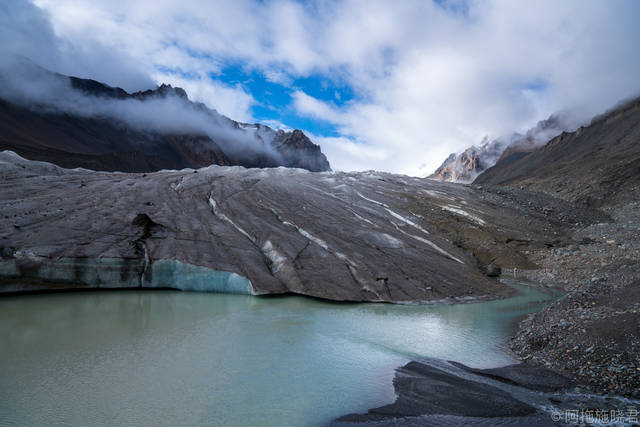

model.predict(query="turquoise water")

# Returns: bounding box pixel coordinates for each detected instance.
[0,282,557,427]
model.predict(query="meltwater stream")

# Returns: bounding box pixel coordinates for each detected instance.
[0,282,558,427]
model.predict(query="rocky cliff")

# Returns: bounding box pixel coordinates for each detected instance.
[430,115,570,183]
[429,139,505,183]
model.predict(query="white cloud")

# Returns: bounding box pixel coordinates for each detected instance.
[311,135,389,172]
[291,91,341,123]
[0,0,154,91]
[9,0,640,174]
[155,72,256,123]
[291,0,640,174]
[261,120,292,132]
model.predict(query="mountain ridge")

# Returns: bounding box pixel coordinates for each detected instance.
[430,114,573,183]
[474,95,640,206]
[0,60,331,173]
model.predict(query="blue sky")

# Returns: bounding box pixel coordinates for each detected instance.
[5,0,640,175]
[215,63,353,136]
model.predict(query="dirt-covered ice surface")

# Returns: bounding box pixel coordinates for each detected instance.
[4,151,595,303]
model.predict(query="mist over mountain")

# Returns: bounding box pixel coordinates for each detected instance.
[474,95,640,207]
[0,57,330,172]
[429,114,578,183]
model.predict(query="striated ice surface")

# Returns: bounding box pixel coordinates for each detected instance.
[1,150,536,302]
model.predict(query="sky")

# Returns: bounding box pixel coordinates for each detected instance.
[2,0,640,175]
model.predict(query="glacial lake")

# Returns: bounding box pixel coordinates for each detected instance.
[0,282,557,427]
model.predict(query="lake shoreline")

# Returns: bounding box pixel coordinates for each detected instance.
[0,282,560,426]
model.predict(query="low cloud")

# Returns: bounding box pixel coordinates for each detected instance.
[0,0,153,92]
[0,57,282,163]
[5,0,640,174]
[155,72,256,123]
[310,135,390,172]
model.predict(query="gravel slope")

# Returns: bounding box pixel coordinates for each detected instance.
[511,201,640,398]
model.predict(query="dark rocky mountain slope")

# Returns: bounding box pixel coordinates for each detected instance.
[474,96,640,206]
[461,96,640,398]
[0,61,330,173]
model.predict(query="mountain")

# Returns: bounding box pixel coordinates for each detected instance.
[430,115,571,183]
[474,96,640,206]
[429,137,506,183]
[0,59,330,173]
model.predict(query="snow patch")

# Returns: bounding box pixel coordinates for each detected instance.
[386,208,431,235]
[272,209,361,269]
[392,224,464,264]
[208,193,256,242]
[377,233,404,248]
[356,191,389,207]
[305,184,344,201]
[297,227,330,251]
[261,240,287,274]
[442,205,486,225]
[420,189,454,201]
[350,210,375,226]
